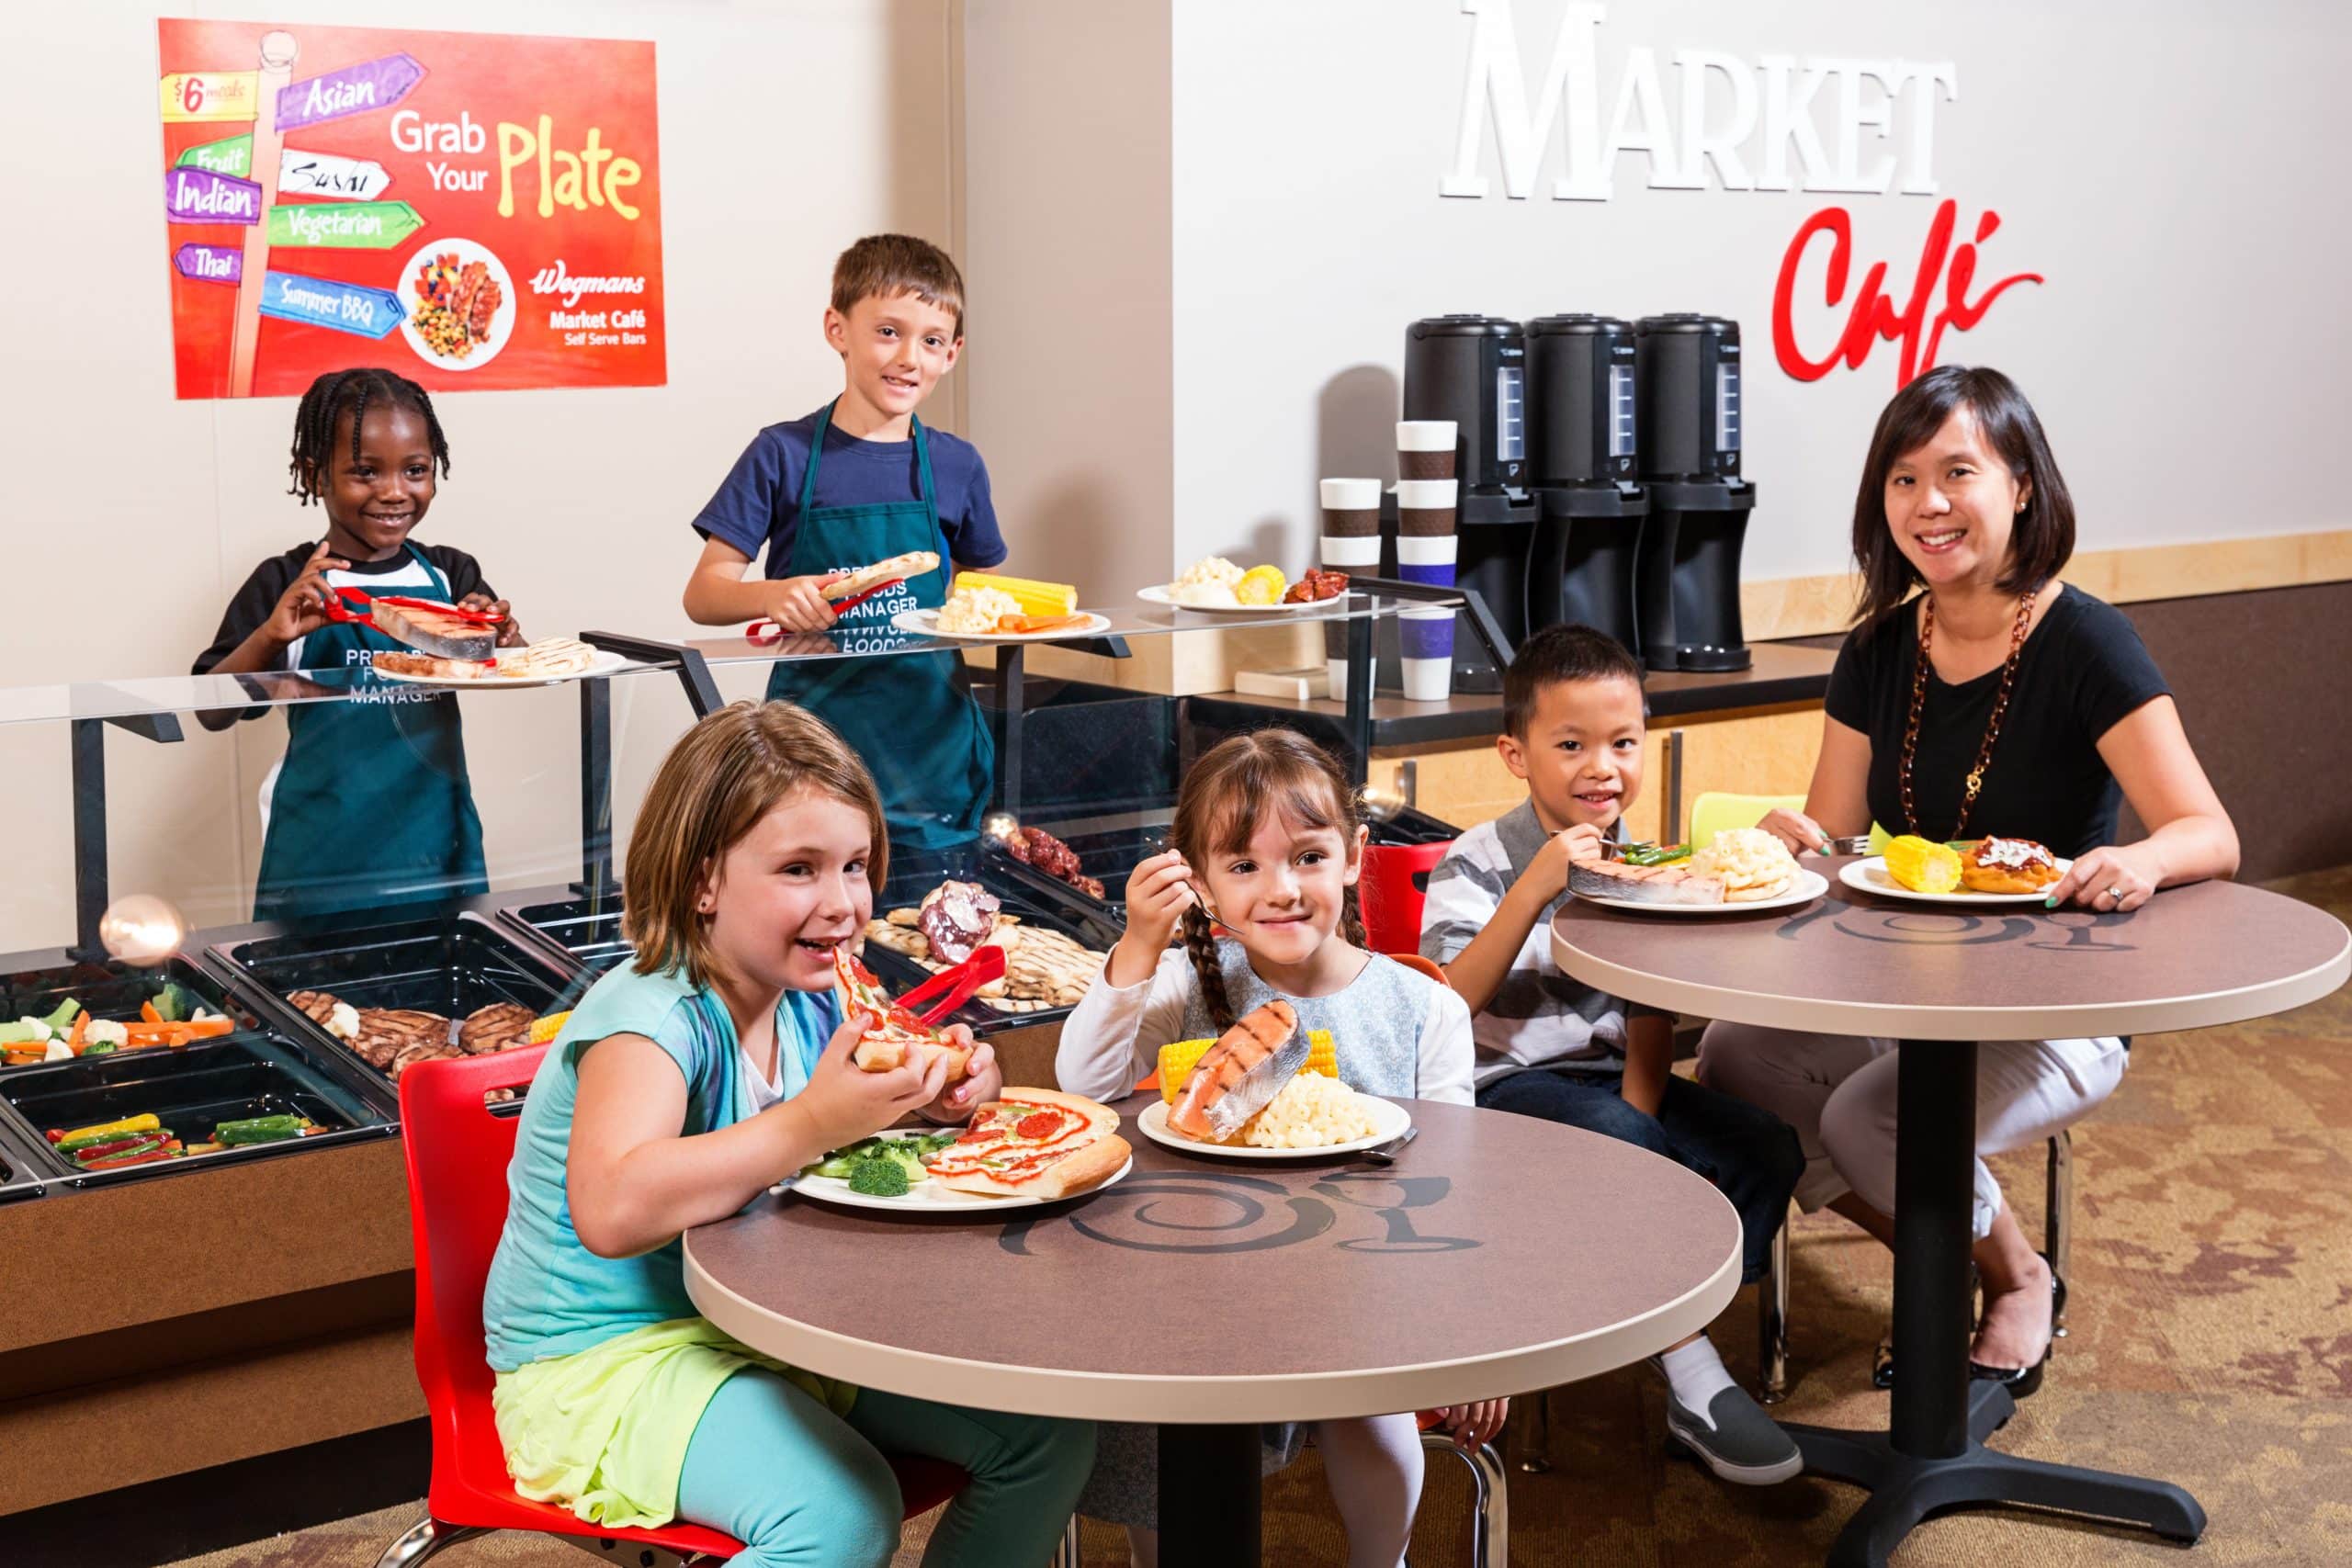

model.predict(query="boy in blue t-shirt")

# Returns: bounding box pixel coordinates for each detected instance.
[683,234,1007,852]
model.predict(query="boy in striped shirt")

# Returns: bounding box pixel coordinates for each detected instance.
[1419,624,1804,1485]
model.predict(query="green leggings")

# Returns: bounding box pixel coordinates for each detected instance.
[675,1367,1094,1568]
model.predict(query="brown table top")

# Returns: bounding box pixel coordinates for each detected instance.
[1551,859,2351,1041]
[684,1094,1740,1423]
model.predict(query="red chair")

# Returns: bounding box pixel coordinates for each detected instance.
[1359,840,1453,956]
[383,1047,965,1567]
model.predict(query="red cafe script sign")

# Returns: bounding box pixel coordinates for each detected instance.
[1772,198,2041,388]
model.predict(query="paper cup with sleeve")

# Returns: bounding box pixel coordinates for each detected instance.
[1394,478,1458,702]
[1319,478,1383,702]
[1396,421,1458,480]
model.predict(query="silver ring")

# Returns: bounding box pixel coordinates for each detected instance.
[2105,885,2127,899]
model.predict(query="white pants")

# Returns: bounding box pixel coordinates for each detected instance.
[1695,1024,2128,1241]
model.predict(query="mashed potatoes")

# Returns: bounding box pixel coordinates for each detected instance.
[1689,827,1800,901]
[1239,1074,1384,1149]
[1176,556,1244,590]
[937,585,1023,633]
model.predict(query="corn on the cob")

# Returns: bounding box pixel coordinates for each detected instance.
[954,572,1078,618]
[1884,835,1962,894]
[528,1010,572,1044]
[1158,1029,1336,1104]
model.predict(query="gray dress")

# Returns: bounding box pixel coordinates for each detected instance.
[1074,940,1442,1529]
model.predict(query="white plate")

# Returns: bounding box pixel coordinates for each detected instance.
[891,609,1112,642]
[370,648,632,690]
[398,236,517,371]
[1137,584,1349,615]
[784,1134,1135,1213]
[1134,1093,1409,1160]
[1838,855,2073,905]
[1572,866,1830,916]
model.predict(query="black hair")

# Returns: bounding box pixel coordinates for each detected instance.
[1503,624,1645,738]
[1849,364,2075,628]
[288,367,451,505]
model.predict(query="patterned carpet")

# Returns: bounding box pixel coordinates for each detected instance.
[168,868,2352,1568]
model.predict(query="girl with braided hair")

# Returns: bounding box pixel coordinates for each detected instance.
[1053,727,1480,1568]
[193,367,522,921]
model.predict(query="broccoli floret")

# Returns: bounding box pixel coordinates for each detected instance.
[846,1157,911,1198]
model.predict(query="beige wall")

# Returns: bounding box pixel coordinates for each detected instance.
[0,0,962,953]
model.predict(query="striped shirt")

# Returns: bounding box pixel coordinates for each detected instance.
[1419,800,1650,1085]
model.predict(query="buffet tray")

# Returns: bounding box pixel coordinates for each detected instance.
[497,887,630,980]
[207,910,585,1089]
[0,1033,395,1190]
[0,1108,52,1201]
[868,850,1125,1037]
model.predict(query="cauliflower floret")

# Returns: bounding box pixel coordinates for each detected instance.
[84,1019,130,1049]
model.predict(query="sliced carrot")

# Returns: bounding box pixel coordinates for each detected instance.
[68,1012,89,1051]
[141,999,161,1024]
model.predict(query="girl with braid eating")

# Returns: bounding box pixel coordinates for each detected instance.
[1054,728,1488,1568]
[194,367,523,922]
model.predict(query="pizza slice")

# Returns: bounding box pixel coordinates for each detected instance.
[924,1088,1131,1199]
[835,945,972,1081]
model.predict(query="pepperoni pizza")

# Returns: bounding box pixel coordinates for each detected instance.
[836,947,972,1081]
[925,1089,1131,1199]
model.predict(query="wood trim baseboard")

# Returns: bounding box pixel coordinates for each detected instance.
[1743,528,2352,641]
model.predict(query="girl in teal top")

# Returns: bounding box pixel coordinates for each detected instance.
[481,700,1092,1566]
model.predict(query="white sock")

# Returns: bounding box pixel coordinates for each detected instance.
[1660,1336,1737,1426]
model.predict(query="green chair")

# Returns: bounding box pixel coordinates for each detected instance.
[1686,790,1805,846]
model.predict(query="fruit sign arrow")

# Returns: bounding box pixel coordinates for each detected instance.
[175,133,254,178]
[256,270,405,339]
[267,200,424,248]
[175,244,242,285]
[165,166,262,224]
[275,52,425,131]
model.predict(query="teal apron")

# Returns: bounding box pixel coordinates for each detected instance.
[763,402,997,852]
[254,543,488,922]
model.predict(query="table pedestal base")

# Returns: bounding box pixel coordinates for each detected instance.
[1159,1423,1261,1565]
[1785,1382,2205,1567]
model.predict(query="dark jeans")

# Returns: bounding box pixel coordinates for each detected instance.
[1477,1067,1803,1283]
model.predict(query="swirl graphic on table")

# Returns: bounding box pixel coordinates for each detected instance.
[996,1169,1477,1257]
[1773,902,2135,953]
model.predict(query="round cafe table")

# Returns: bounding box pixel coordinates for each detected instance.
[685,1091,1740,1565]
[1553,861,2351,1567]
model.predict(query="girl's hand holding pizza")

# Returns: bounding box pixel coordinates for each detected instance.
[794,1013,950,1149]
[920,1030,999,1124]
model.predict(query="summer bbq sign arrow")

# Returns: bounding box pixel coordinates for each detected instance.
[256,270,404,339]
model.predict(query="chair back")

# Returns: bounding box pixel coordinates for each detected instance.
[1360,840,1453,955]
[1385,951,1450,987]
[1687,791,1804,848]
[399,1048,549,1509]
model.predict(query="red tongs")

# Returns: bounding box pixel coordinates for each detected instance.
[747,573,908,644]
[322,587,506,626]
[900,943,1008,1025]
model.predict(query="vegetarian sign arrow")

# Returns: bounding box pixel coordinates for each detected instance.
[175,243,242,285]
[256,270,404,339]
[278,149,392,200]
[266,200,424,248]
[275,52,426,131]
[164,166,262,224]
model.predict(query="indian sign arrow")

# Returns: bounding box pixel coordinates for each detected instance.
[267,200,424,248]
[164,166,262,224]
[256,270,405,339]
[276,52,426,131]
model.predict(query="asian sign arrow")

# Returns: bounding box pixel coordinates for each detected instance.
[275,52,426,131]
[256,270,405,339]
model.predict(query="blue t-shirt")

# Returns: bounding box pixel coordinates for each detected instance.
[482,962,840,1371]
[691,407,1008,577]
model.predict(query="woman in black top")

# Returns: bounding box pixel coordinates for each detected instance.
[1698,366,2237,1394]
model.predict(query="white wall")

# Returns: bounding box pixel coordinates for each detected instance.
[0,0,962,952]
[1162,0,2348,577]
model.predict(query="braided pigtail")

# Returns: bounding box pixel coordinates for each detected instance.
[1181,900,1236,1033]
[1339,885,1371,953]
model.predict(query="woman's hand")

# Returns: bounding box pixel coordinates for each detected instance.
[263,540,350,647]
[1108,850,1195,987]
[1757,807,1830,856]
[1430,1398,1510,1450]
[2044,842,2163,913]
[920,1032,998,1123]
[762,574,845,634]
[792,1015,950,1149]
[460,592,523,647]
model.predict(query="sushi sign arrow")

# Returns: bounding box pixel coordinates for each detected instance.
[275,52,426,131]
[175,139,395,202]
[266,200,424,248]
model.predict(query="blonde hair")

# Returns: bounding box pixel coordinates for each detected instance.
[831,233,966,336]
[624,702,887,987]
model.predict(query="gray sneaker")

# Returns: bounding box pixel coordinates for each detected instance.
[1657,1371,1804,1485]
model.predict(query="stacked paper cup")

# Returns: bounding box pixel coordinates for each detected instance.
[1318,478,1382,700]
[1394,422,1459,701]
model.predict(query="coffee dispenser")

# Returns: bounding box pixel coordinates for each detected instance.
[1632,313,1755,671]
[1526,314,1648,653]
[1399,315,1538,687]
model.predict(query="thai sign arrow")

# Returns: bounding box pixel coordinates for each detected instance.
[267,200,424,248]
[175,243,242,285]
[164,166,262,224]
[256,270,405,339]
[276,52,426,131]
